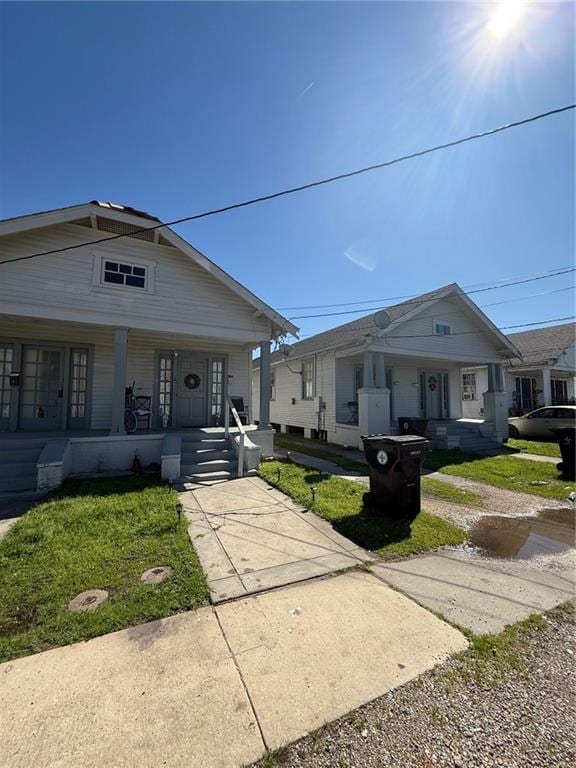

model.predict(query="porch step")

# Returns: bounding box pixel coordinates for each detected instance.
[0,439,44,493]
[181,447,233,462]
[178,432,238,483]
[181,459,234,474]
[180,469,236,483]
[425,421,503,454]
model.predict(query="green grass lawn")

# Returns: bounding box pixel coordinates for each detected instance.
[259,461,466,560]
[507,438,561,458]
[0,477,209,663]
[274,433,367,473]
[424,450,574,501]
[421,476,484,507]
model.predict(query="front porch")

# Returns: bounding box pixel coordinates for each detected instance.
[0,315,275,493]
[333,349,508,450]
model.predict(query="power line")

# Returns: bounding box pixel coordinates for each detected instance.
[278,315,574,350]
[287,268,576,320]
[277,265,574,310]
[291,286,575,337]
[1,103,574,267]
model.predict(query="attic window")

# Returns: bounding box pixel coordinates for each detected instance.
[434,322,452,336]
[103,260,147,289]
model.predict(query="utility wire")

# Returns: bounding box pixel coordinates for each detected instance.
[287,268,576,320]
[1,103,574,267]
[277,265,574,310]
[292,287,575,338]
[280,315,575,346]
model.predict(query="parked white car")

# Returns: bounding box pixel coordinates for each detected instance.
[508,405,576,440]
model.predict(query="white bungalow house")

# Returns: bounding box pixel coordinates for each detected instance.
[0,201,296,493]
[252,283,521,452]
[462,322,576,418]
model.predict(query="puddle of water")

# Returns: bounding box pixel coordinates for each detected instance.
[468,508,575,560]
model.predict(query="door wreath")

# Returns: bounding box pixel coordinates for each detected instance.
[184,373,201,390]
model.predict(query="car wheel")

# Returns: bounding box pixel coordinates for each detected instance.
[508,425,519,439]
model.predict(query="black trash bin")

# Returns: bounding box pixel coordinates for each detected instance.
[552,427,575,481]
[361,433,430,524]
[398,417,428,437]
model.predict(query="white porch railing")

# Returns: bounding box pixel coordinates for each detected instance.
[226,394,246,478]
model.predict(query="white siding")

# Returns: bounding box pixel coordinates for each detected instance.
[384,298,501,362]
[0,223,271,340]
[1,318,252,430]
[253,352,467,444]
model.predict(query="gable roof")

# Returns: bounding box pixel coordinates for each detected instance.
[506,322,575,369]
[254,282,519,368]
[0,201,298,337]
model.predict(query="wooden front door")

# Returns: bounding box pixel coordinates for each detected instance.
[176,354,208,427]
[19,345,65,431]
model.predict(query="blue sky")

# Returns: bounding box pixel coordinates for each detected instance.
[1,1,574,340]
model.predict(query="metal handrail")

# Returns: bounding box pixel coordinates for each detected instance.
[226,394,245,478]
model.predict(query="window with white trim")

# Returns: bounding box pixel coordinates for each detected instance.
[462,372,476,401]
[102,260,147,289]
[270,370,276,401]
[301,359,314,400]
[434,321,452,336]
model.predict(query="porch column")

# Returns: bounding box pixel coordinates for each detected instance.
[358,350,390,441]
[363,351,375,387]
[541,368,552,406]
[110,327,128,435]
[483,362,507,443]
[259,340,271,430]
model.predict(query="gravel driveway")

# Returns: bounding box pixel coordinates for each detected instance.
[256,606,575,768]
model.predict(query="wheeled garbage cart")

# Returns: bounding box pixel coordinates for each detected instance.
[361,434,430,525]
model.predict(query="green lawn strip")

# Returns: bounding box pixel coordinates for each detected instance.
[258,461,466,560]
[274,434,368,473]
[0,477,209,663]
[424,450,574,501]
[445,604,574,685]
[507,438,561,458]
[421,476,484,507]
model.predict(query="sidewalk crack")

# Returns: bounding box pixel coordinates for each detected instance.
[213,609,268,752]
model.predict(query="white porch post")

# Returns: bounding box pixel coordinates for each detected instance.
[259,340,271,430]
[541,367,552,406]
[483,362,507,442]
[358,350,390,443]
[110,327,128,435]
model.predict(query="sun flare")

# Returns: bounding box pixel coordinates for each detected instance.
[487,0,526,40]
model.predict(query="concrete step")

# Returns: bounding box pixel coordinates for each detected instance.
[0,439,46,450]
[181,448,233,461]
[181,470,235,483]
[181,459,234,474]
[0,473,37,493]
[0,448,43,463]
[0,462,38,479]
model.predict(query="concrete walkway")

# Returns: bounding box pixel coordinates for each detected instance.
[508,451,559,464]
[179,476,372,603]
[0,571,467,768]
[373,550,575,634]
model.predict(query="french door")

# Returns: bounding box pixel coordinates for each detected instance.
[19,346,65,431]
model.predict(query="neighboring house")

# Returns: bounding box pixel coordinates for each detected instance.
[462,323,576,418]
[252,283,520,452]
[0,201,296,492]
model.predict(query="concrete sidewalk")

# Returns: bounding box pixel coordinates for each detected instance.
[373,550,575,634]
[180,476,372,602]
[0,570,467,768]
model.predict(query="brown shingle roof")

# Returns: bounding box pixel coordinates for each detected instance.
[506,322,575,368]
